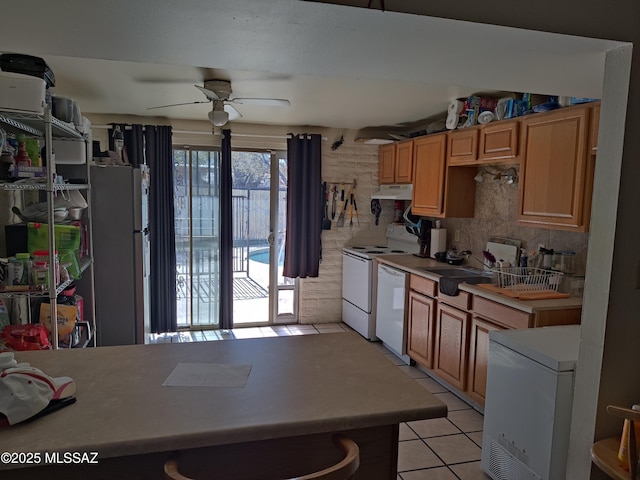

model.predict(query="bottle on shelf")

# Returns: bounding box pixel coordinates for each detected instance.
[14,134,31,167]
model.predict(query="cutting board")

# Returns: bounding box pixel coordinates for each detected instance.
[484,241,519,267]
[477,283,571,300]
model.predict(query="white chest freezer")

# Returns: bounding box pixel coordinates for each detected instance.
[481,325,580,480]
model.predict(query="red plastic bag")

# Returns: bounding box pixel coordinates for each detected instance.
[1,324,52,351]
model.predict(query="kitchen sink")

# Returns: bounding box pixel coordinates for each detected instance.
[418,267,492,278]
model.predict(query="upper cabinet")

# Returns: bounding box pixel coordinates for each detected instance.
[412,134,447,216]
[378,143,396,184]
[412,133,476,218]
[447,129,478,165]
[446,120,519,166]
[378,139,413,184]
[478,119,519,163]
[517,104,592,231]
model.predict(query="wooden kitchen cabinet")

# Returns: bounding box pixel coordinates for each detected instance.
[478,119,519,163]
[433,302,470,391]
[395,139,414,183]
[590,102,600,152]
[467,316,505,405]
[468,295,581,406]
[408,290,436,368]
[412,133,476,218]
[378,139,413,184]
[447,128,478,165]
[517,104,592,231]
[378,143,396,184]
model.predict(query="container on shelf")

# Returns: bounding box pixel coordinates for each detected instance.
[32,261,48,287]
[32,250,58,286]
[27,222,81,254]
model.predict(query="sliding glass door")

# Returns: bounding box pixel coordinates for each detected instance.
[174,147,296,329]
[174,147,221,328]
[232,150,297,326]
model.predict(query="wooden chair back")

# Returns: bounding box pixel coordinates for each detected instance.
[164,434,360,480]
[591,405,640,479]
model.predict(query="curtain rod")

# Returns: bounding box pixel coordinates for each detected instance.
[92,125,327,140]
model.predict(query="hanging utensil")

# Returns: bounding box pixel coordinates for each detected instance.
[337,188,346,227]
[353,196,360,225]
[330,185,338,222]
[349,192,354,230]
[322,182,331,230]
[371,199,382,226]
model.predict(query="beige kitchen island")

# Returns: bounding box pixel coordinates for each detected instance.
[0,332,446,479]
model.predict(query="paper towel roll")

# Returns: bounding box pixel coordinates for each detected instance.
[446,100,464,130]
[430,229,447,258]
[448,100,464,115]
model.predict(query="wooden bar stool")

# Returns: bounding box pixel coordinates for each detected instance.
[164,434,360,480]
[591,405,640,479]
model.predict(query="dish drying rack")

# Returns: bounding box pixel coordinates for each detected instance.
[491,267,564,295]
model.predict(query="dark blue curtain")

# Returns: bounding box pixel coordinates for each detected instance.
[219,129,233,329]
[146,125,177,333]
[283,134,322,278]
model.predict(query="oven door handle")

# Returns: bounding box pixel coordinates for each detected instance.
[342,252,370,263]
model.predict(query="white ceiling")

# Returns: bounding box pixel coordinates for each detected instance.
[0,0,621,131]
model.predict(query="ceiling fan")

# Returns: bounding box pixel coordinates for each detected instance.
[147,79,290,126]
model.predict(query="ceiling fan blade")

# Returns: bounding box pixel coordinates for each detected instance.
[195,84,221,101]
[147,100,211,110]
[229,98,290,107]
[224,103,242,120]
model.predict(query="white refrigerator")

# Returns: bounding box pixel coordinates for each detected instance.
[481,325,580,480]
[91,165,150,346]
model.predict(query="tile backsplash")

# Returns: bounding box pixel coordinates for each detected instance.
[440,165,589,275]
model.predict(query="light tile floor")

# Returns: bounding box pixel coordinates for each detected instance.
[149,323,490,480]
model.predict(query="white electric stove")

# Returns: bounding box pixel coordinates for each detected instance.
[342,225,420,340]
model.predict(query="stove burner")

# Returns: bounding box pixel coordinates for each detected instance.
[365,250,384,254]
[375,245,387,248]
[352,246,366,249]
[390,250,406,253]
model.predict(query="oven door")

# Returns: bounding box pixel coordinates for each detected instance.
[342,251,372,312]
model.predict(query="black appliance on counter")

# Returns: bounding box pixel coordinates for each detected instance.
[402,205,432,257]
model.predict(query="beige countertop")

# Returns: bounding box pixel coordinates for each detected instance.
[376,254,583,314]
[0,332,446,464]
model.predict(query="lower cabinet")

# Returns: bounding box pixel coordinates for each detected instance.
[433,302,470,391]
[407,290,436,368]
[467,316,505,405]
[402,271,582,408]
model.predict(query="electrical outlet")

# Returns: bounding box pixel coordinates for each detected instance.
[454,230,460,242]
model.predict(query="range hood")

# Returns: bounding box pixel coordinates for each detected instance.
[371,184,413,200]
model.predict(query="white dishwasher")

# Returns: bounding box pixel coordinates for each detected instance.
[375,264,410,364]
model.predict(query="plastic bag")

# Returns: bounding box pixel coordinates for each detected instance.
[1,324,51,351]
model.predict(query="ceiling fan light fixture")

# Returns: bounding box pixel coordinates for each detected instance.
[209,108,230,127]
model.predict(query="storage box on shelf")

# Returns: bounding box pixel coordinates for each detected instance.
[0,107,95,350]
